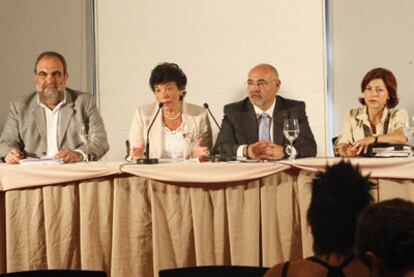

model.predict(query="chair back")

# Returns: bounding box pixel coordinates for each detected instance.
[0,270,106,277]
[332,135,339,156]
[125,139,130,160]
[159,266,268,277]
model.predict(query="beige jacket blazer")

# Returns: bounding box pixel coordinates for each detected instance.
[128,102,212,159]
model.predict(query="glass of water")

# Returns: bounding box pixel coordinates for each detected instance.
[283,119,300,160]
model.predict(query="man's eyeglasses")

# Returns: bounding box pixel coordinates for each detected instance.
[246,79,276,88]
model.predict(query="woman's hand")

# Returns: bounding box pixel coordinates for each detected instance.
[351,136,376,155]
[336,143,359,157]
[191,138,210,158]
[130,142,145,160]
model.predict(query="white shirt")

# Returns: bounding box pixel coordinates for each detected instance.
[161,124,185,159]
[38,95,66,157]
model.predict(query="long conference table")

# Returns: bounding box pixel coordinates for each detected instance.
[0,157,413,277]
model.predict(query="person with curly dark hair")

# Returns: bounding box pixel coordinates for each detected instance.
[355,198,414,277]
[265,161,374,277]
[335,67,408,157]
[128,62,212,160]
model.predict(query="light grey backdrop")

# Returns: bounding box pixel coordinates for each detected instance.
[0,0,94,132]
[329,0,414,142]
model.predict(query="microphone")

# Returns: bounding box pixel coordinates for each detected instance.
[137,102,164,164]
[203,103,236,162]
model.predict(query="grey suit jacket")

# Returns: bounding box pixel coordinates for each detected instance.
[0,88,109,161]
[215,96,317,158]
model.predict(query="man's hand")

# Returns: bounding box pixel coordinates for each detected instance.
[265,143,285,160]
[5,148,23,164]
[55,150,83,163]
[247,141,285,160]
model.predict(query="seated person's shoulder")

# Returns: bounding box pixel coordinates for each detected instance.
[67,88,93,100]
[347,107,364,118]
[265,260,324,277]
[224,98,250,113]
[12,92,38,108]
[265,259,368,277]
[389,107,408,117]
[184,102,208,116]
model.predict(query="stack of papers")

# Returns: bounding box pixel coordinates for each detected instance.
[19,157,64,165]
[371,145,411,157]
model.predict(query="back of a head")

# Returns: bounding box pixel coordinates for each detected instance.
[356,198,414,276]
[308,161,374,256]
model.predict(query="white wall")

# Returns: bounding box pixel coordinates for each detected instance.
[0,0,94,132]
[329,0,414,140]
[95,0,327,161]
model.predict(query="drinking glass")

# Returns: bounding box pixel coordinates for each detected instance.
[283,119,300,160]
[79,125,90,162]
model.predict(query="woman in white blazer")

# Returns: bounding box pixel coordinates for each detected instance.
[128,63,212,160]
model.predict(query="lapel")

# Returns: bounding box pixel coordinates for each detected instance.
[30,94,47,142]
[243,100,259,143]
[181,102,192,158]
[272,96,289,145]
[148,102,163,158]
[58,90,75,148]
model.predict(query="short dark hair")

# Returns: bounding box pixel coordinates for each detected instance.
[359,67,399,108]
[356,198,414,276]
[34,51,67,74]
[307,161,374,256]
[149,62,187,99]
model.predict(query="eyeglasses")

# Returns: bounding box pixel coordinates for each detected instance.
[246,79,276,88]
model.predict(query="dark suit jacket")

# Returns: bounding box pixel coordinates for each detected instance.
[0,88,109,161]
[215,96,317,158]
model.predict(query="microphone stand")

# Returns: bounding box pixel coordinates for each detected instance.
[204,103,236,162]
[137,102,164,164]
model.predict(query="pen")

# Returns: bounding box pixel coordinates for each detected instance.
[23,151,41,159]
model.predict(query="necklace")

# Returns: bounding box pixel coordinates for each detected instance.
[163,109,182,120]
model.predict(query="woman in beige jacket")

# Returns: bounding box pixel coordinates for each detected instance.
[335,67,408,157]
[128,63,212,160]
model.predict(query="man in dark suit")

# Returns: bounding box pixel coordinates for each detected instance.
[0,51,109,164]
[216,63,316,160]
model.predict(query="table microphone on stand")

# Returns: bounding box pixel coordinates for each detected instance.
[137,102,164,164]
[203,103,236,162]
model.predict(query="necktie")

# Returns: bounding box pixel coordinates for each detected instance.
[259,113,271,141]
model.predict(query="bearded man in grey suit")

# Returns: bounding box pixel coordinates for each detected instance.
[0,51,109,164]
[216,63,316,160]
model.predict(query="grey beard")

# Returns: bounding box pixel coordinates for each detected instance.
[249,95,265,108]
[38,89,64,107]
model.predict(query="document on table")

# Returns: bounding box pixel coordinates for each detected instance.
[19,157,64,165]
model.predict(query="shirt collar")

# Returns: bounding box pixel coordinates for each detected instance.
[356,105,390,123]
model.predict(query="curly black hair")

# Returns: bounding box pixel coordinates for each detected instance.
[307,160,375,256]
[149,62,187,100]
[356,198,414,276]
